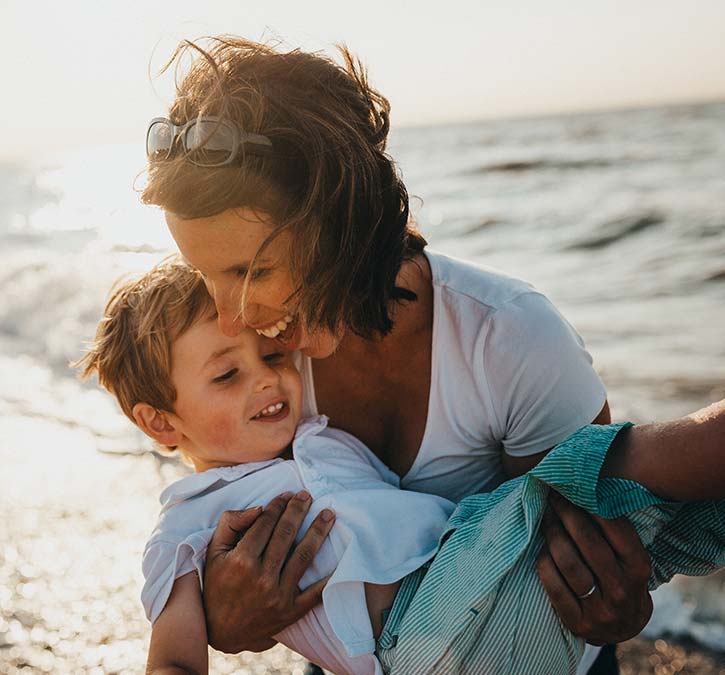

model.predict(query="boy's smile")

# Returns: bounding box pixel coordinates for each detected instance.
[166,312,302,472]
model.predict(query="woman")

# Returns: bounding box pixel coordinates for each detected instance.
[142,36,652,673]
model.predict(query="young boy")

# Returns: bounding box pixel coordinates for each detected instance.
[80,257,725,675]
[78,256,454,675]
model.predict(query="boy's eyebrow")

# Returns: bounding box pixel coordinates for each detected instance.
[202,345,239,371]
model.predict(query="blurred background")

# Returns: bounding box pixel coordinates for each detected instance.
[1,1,724,673]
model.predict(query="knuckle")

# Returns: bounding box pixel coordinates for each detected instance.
[608,584,628,607]
[256,572,277,595]
[577,529,602,552]
[219,510,237,526]
[257,509,281,528]
[294,545,315,567]
[276,521,297,540]
[557,557,581,581]
[231,554,255,578]
[598,607,616,626]
[285,498,310,517]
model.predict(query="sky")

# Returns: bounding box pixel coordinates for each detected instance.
[2,0,725,160]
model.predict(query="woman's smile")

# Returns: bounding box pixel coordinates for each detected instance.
[166,209,343,357]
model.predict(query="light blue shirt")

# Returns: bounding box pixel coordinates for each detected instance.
[141,416,454,675]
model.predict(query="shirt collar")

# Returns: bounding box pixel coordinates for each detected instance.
[159,415,330,508]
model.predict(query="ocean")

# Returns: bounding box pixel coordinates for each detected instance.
[1,100,724,673]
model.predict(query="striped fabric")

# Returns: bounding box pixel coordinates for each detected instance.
[376,423,725,675]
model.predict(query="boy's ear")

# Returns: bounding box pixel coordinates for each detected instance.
[132,403,184,446]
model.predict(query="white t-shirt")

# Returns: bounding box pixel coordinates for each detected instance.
[297,249,608,673]
[141,416,454,675]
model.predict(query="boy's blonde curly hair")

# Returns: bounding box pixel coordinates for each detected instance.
[76,256,214,453]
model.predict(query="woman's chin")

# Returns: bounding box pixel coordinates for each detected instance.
[284,326,341,359]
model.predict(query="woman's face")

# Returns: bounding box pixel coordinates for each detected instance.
[166,208,343,358]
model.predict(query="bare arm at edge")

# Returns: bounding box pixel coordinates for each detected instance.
[602,398,725,501]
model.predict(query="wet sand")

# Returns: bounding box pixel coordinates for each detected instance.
[2,409,724,674]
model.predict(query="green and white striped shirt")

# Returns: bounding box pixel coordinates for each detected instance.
[377,423,725,675]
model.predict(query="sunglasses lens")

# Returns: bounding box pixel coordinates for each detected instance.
[183,120,236,166]
[146,120,174,160]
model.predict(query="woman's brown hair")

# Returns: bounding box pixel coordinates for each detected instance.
[142,36,426,338]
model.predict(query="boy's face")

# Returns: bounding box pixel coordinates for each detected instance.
[168,313,302,471]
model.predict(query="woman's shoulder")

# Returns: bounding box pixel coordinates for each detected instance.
[423,249,537,311]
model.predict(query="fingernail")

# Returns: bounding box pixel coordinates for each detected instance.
[320,509,335,522]
[295,490,311,501]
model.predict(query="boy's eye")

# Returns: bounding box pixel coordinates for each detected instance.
[263,352,284,363]
[213,368,238,383]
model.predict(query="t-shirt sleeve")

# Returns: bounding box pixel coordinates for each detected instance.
[483,291,607,457]
[141,530,213,624]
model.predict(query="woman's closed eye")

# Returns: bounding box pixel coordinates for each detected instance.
[263,351,284,363]
[213,368,238,384]
[234,266,270,280]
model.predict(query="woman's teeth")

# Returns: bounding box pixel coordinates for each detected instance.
[256,315,294,339]
[253,402,285,419]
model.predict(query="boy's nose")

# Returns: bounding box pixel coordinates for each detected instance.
[253,363,280,392]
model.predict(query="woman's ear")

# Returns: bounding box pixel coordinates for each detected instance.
[132,403,184,447]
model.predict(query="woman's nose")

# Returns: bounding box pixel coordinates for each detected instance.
[217,306,245,337]
[208,282,245,337]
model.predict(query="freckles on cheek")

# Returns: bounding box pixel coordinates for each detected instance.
[205,417,240,449]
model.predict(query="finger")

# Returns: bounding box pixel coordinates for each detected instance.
[207,507,264,558]
[536,548,584,629]
[261,490,314,575]
[236,492,295,558]
[549,493,621,588]
[542,508,597,597]
[281,508,335,589]
[292,574,332,617]
[591,514,652,582]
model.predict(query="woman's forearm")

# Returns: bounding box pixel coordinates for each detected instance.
[601,399,725,501]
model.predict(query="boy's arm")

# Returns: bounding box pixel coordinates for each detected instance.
[602,399,725,501]
[146,572,209,675]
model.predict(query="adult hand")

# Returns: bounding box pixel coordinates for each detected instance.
[536,491,653,645]
[203,491,335,653]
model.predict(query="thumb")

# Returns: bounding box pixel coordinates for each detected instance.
[207,507,263,557]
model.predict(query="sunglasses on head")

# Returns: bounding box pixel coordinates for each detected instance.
[146,116,273,167]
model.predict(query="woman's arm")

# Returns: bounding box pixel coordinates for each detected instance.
[146,572,208,675]
[602,399,725,501]
[202,493,335,653]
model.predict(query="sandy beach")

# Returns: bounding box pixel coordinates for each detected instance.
[2,404,724,674]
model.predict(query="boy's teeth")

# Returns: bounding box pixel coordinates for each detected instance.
[254,402,285,419]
